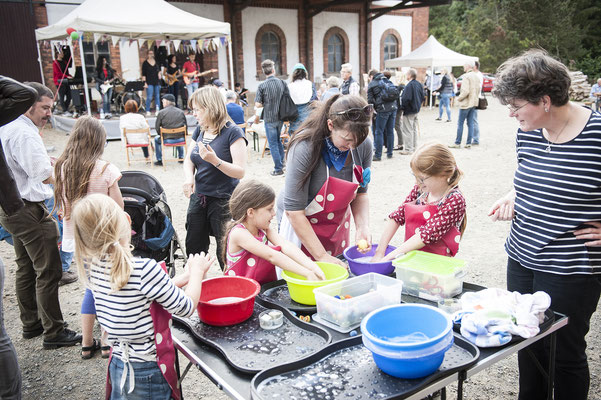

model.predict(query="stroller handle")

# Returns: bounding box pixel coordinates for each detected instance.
[120,186,160,205]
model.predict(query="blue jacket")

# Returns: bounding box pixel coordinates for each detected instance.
[400,79,424,115]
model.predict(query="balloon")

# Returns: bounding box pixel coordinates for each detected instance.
[66,27,75,35]
[70,31,79,41]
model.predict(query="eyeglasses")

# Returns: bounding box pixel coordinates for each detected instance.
[506,102,529,114]
[411,172,431,184]
[332,104,374,121]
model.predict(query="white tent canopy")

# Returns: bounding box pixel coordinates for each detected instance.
[35,0,230,40]
[384,35,478,69]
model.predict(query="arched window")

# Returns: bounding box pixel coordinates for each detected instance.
[260,31,281,75]
[327,34,343,73]
[383,35,398,61]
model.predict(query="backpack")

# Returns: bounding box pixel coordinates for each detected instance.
[379,79,400,103]
[278,79,298,122]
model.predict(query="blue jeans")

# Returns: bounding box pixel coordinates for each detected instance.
[455,107,476,145]
[438,93,452,120]
[472,109,479,144]
[154,136,184,161]
[507,258,601,400]
[185,82,198,102]
[264,120,285,172]
[108,358,171,400]
[289,103,311,135]
[374,111,395,158]
[145,85,161,113]
[96,83,113,114]
[44,196,73,272]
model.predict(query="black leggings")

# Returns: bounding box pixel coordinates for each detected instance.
[507,258,601,400]
[185,194,230,270]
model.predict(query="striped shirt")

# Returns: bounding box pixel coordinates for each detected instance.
[255,76,284,123]
[506,110,601,275]
[89,257,194,362]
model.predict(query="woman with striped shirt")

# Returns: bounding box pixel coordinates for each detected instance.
[489,49,601,400]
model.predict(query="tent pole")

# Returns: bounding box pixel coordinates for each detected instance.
[36,41,46,86]
[429,61,434,109]
[227,36,234,90]
[78,35,92,116]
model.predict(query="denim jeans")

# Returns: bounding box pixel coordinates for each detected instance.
[455,107,476,145]
[289,103,311,135]
[374,111,395,158]
[44,196,73,272]
[154,137,184,161]
[145,85,161,113]
[185,82,198,102]
[472,109,480,144]
[96,83,113,114]
[108,357,171,400]
[507,258,601,400]
[438,93,452,120]
[264,120,285,172]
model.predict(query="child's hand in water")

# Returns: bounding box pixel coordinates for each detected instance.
[305,271,324,281]
[188,252,216,280]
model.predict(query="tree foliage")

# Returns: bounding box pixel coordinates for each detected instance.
[430,0,601,81]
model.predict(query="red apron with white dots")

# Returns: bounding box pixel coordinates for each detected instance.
[224,226,280,284]
[105,262,180,400]
[404,202,460,257]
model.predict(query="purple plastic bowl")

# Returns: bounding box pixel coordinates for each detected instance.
[343,244,397,276]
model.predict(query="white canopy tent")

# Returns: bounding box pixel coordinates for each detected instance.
[385,35,479,107]
[35,0,232,115]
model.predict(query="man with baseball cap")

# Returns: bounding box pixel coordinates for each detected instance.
[154,93,187,165]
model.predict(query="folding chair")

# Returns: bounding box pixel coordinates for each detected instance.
[123,127,153,167]
[262,121,290,158]
[159,126,187,170]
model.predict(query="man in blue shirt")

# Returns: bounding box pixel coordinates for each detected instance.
[225,90,245,127]
[589,78,601,112]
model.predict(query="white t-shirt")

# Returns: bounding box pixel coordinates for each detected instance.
[119,113,150,146]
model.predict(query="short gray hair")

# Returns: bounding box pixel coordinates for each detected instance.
[261,59,275,75]
[225,90,237,101]
[407,68,417,79]
[340,63,352,73]
[326,76,340,88]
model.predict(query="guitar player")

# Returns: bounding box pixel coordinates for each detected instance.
[163,54,182,108]
[182,52,217,103]
[95,56,115,119]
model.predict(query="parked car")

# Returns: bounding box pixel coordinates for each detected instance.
[456,74,495,93]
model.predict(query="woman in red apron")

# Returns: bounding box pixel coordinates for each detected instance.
[278,95,373,266]
[70,194,216,400]
[373,143,467,262]
[223,180,325,284]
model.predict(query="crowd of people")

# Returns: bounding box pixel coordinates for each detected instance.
[1,48,600,400]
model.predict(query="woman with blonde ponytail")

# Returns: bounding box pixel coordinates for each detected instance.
[53,115,123,359]
[373,142,467,261]
[73,194,214,400]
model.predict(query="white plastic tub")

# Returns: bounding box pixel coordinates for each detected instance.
[314,273,402,329]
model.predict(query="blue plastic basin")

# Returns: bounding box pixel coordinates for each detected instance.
[361,304,453,378]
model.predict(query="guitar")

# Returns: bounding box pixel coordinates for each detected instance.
[183,68,218,85]
[99,68,129,94]
[165,71,182,86]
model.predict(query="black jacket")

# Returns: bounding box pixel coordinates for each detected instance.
[0,76,36,215]
[367,73,398,113]
[400,79,424,115]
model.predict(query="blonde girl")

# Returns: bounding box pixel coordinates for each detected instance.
[53,115,123,359]
[73,194,214,399]
[373,142,466,262]
[223,180,325,284]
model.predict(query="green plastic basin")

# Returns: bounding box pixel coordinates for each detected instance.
[281,262,349,305]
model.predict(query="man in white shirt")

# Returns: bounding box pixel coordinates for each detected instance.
[340,63,360,96]
[0,82,81,349]
[472,60,484,145]
[589,78,601,112]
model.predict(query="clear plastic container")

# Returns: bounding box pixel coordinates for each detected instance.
[259,309,283,330]
[392,251,466,301]
[314,273,403,329]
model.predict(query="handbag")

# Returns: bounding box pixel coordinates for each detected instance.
[477,94,488,110]
[278,79,298,122]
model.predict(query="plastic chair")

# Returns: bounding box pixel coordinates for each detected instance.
[159,126,187,169]
[123,127,153,167]
[262,122,290,158]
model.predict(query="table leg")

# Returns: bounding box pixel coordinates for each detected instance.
[547,332,557,400]
[175,348,184,400]
[457,370,466,400]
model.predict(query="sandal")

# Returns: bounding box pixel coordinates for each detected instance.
[81,338,100,360]
[101,345,111,359]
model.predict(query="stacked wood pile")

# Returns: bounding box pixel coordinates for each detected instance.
[569,71,592,101]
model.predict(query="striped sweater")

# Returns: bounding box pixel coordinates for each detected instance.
[89,257,194,362]
[506,110,601,275]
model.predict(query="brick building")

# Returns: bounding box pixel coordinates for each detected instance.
[2,0,436,95]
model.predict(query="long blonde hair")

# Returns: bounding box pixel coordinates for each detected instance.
[188,85,232,133]
[410,142,467,234]
[54,116,107,218]
[72,193,133,291]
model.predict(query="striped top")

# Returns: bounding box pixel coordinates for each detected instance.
[89,257,194,362]
[506,110,601,275]
[255,76,284,123]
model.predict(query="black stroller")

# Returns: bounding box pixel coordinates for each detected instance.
[118,170,186,277]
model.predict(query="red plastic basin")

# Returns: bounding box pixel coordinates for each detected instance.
[197,276,261,326]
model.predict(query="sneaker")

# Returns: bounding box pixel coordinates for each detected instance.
[446,119,452,122]
[105,113,112,120]
[154,160,163,166]
[472,142,480,146]
[178,160,184,164]
[146,111,151,117]
[394,145,404,151]
[387,154,393,159]
[399,150,412,155]
[59,270,78,286]
[465,144,472,149]
[270,170,284,176]
[43,328,82,350]
[372,157,382,162]
[23,326,44,339]
[448,144,461,149]
[435,117,442,121]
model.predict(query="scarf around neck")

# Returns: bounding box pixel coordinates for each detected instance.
[322,137,349,171]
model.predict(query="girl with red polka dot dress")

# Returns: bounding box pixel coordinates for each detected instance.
[223,180,326,284]
[372,142,466,262]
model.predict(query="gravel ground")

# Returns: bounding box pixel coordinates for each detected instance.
[1,97,600,399]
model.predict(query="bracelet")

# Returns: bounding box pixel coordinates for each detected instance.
[214,160,223,168]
